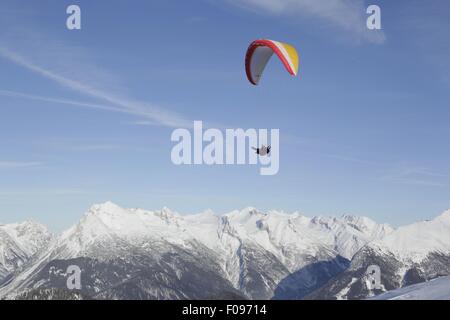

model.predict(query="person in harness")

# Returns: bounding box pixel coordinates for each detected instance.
[252,145,271,156]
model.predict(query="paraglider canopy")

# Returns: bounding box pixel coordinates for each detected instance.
[245,39,299,85]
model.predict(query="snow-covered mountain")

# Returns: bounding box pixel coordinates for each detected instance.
[371,210,450,262]
[0,202,393,300]
[371,276,450,300]
[308,210,450,300]
[0,221,52,283]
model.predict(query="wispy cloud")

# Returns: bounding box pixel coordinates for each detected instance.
[68,143,150,153]
[0,43,192,128]
[0,90,133,115]
[0,188,86,197]
[0,161,42,168]
[125,120,159,127]
[380,166,448,187]
[223,0,385,44]
[324,153,381,166]
[70,145,124,152]
[329,154,448,187]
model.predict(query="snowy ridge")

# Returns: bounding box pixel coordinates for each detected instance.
[0,202,394,299]
[368,210,450,263]
[307,215,393,260]
[54,202,393,266]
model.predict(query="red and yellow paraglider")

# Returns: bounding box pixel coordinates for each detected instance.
[245,39,299,85]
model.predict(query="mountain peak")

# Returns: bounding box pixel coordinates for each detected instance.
[369,209,450,262]
[224,207,265,224]
[84,202,134,222]
[435,209,450,222]
[200,209,215,216]
[0,219,53,265]
[161,206,175,215]
[89,201,123,213]
[155,207,179,223]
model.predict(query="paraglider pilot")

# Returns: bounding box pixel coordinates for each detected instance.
[252,145,271,156]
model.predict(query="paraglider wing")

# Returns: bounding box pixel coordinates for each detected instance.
[245,39,299,85]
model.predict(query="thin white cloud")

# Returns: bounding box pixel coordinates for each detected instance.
[125,120,159,127]
[0,89,132,115]
[71,145,123,152]
[224,0,385,44]
[0,161,42,168]
[0,188,86,196]
[380,166,447,187]
[324,153,380,166]
[0,46,192,128]
[307,146,448,187]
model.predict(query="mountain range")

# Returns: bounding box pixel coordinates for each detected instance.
[1,202,449,300]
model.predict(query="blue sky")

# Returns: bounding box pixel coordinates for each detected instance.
[0,0,449,231]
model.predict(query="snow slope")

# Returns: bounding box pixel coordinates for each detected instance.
[372,276,450,300]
